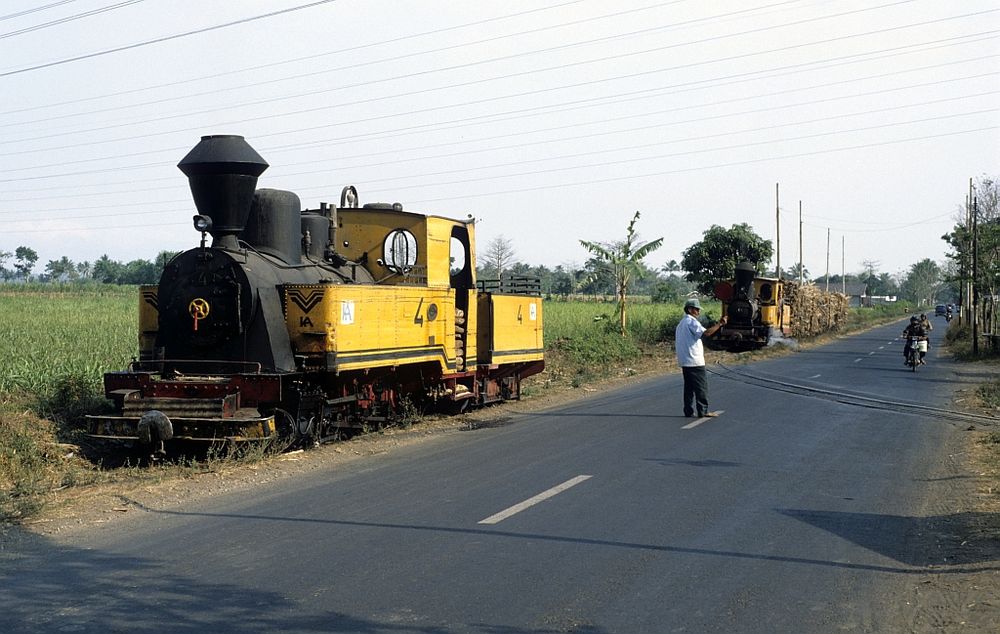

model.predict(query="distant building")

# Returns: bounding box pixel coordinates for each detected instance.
[842,282,869,307]
[868,295,899,306]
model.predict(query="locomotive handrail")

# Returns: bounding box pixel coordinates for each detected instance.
[129,359,265,374]
[477,276,542,296]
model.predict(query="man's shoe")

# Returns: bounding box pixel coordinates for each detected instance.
[701,411,720,418]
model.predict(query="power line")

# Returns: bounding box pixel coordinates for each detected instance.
[392,126,1000,205]
[3,125,995,234]
[802,212,956,233]
[7,84,993,208]
[0,0,145,40]
[259,83,999,181]
[0,1,80,22]
[330,98,1000,186]
[3,17,995,157]
[257,31,999,150]
[310,109,1000,193]
[3,221,185,234]
[0,0,340,77]
[0,56,998,195]
[2,112,994,221]
[0,207,186,222]
[2,48,995,185]
[0,0,679,124]
[0,0,594,115]
[2,0,942,144]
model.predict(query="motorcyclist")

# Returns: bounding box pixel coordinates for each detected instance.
[919,313,933,350]
[903,316,928,365]
[946,306,953,322]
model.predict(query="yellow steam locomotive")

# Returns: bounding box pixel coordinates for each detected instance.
[87,135,544,453]
[712,262,791,351]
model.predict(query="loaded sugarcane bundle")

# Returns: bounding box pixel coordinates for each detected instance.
[784,282,849,338]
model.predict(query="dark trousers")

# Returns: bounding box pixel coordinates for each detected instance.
[682,366,709,417]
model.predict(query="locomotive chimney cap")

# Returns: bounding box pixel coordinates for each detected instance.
[177,135,268,177]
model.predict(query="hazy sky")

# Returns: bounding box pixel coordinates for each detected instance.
[2,0,998,280]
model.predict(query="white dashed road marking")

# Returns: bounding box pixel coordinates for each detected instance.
[809,374,821,379]
[854,358,862,363]
[682,410,726,429]
[478,475,592,525]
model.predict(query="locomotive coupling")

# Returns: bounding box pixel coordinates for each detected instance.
[137,410,174,445]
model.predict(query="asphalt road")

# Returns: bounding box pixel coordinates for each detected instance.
[1,314,992,633]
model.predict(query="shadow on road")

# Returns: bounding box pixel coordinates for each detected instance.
[71,502,1000,577]
[779,508,1000,567]
[0,530,599,634]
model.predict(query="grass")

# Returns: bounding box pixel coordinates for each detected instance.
[541,299,717,386]
[0,285,136,397]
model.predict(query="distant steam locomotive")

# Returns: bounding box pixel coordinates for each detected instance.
[87,135,544,454]
[711,261,790,351]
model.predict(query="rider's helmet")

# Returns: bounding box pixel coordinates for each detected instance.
[910,316,919,323]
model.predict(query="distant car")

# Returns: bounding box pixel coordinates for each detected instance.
[935,304,947,316]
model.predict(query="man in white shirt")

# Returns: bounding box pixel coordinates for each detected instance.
[675,298,727,418]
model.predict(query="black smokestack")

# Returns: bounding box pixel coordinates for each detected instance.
[178,135,268,250]
[734,261,756,295]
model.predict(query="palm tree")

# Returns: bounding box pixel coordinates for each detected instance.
[580,211,663,336]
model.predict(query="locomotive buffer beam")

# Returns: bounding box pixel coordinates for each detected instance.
[86,392,277,444]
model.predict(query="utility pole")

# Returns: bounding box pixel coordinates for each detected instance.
[798,201,803,285]
[968,177,974,325]
[960,193,968,326]
[775,183,780,279]
[841,235,846,295]
[973,195,979,355]
[825,228,830,293]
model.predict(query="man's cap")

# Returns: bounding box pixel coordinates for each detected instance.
[684,298,702,310]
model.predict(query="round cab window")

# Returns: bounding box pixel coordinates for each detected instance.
[383,229,417,273]
[450,236,466,276]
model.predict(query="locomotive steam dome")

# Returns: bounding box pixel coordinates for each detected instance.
[178,135,269,249]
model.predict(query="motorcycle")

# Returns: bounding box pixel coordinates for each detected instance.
[946,311,953,323]
[906,336,927,371]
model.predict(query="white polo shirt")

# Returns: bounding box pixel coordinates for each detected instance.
[675,313,706,367]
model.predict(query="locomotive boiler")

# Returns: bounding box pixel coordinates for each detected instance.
[86,135,544,453]
[711,261,789,351]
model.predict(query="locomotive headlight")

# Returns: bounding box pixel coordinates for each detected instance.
[193,215,213,233]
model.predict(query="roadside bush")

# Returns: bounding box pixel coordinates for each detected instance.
[978,380,1000,411]
[35,373,110,431]
[0,411,62,522]
[945,322,981,359]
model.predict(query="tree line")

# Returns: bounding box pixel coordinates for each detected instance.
[0,248,178,285]
[942,174,1000,334]
[481,223,950,307]
[2,199,969,310]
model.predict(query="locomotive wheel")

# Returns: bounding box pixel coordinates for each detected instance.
[441,398,471,415]
[274,408,311,450]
